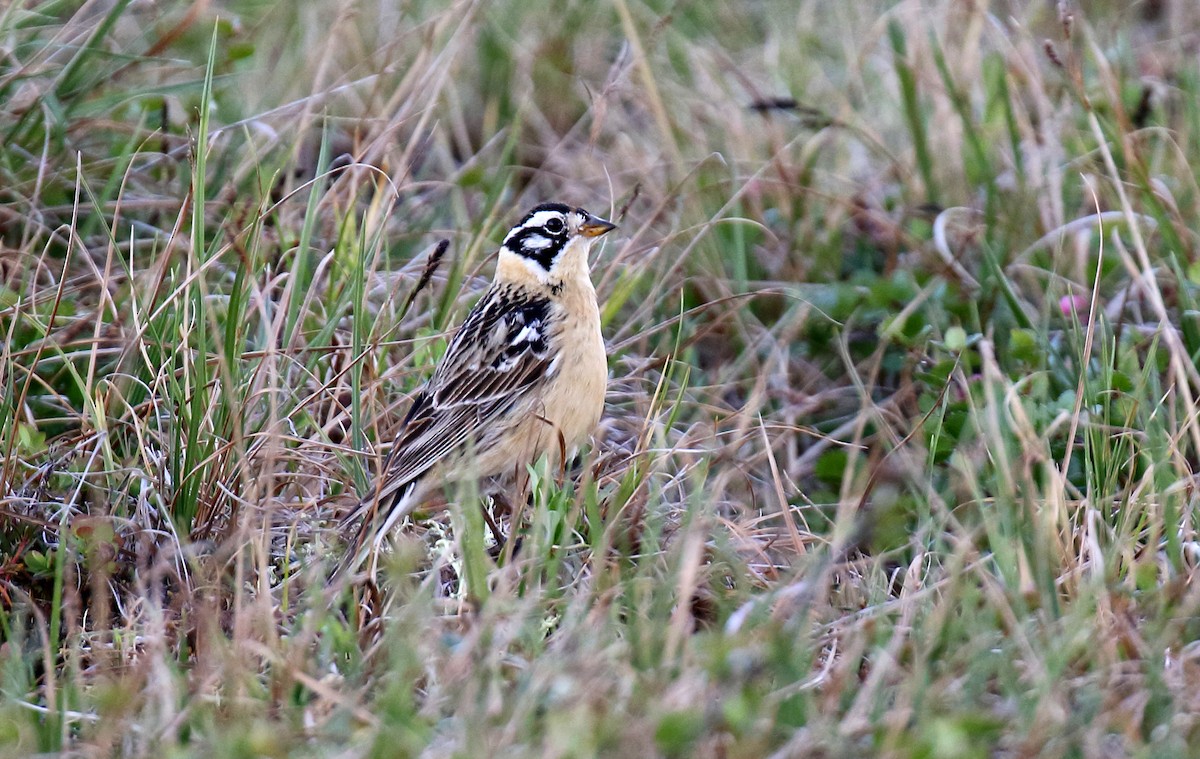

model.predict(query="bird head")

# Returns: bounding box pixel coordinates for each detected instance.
[498,203,616,285]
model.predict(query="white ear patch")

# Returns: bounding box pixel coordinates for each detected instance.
[524,235,552,250]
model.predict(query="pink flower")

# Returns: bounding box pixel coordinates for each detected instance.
[1059,294,1089,318]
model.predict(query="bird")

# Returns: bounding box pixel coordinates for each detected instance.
[337,202,617,578]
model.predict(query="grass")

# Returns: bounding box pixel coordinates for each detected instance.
[3,0,1200,756]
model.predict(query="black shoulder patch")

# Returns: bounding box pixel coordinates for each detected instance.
[491,294,551,369]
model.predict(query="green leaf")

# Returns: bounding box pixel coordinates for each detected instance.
[814,449,848,486]
[23,550,53,576]
[15,423,46,455]
[655,710,705,756]
[1008,328,1039,363]
[944,325,968,352]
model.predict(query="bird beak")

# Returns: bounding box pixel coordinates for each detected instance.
[579,214,617,238]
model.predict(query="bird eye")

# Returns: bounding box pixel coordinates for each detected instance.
[544,217,565,234]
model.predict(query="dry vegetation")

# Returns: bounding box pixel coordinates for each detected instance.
[3,0,1200,756]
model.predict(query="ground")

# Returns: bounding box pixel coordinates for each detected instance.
[2,1,1200,756]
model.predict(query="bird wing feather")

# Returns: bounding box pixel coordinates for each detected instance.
[346,285,555,527]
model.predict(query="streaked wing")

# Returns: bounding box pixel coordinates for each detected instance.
[375,284,555,490]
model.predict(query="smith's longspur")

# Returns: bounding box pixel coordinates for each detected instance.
[338,202,616,577]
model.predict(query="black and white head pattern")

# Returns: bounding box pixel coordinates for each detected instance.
[502,203,585,271]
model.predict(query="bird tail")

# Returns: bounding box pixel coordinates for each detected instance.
[334,480,420,583]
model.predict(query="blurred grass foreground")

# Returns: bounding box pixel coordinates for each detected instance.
[4,0,1200,756]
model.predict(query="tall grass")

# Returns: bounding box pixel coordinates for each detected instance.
[3,0,1200,756]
